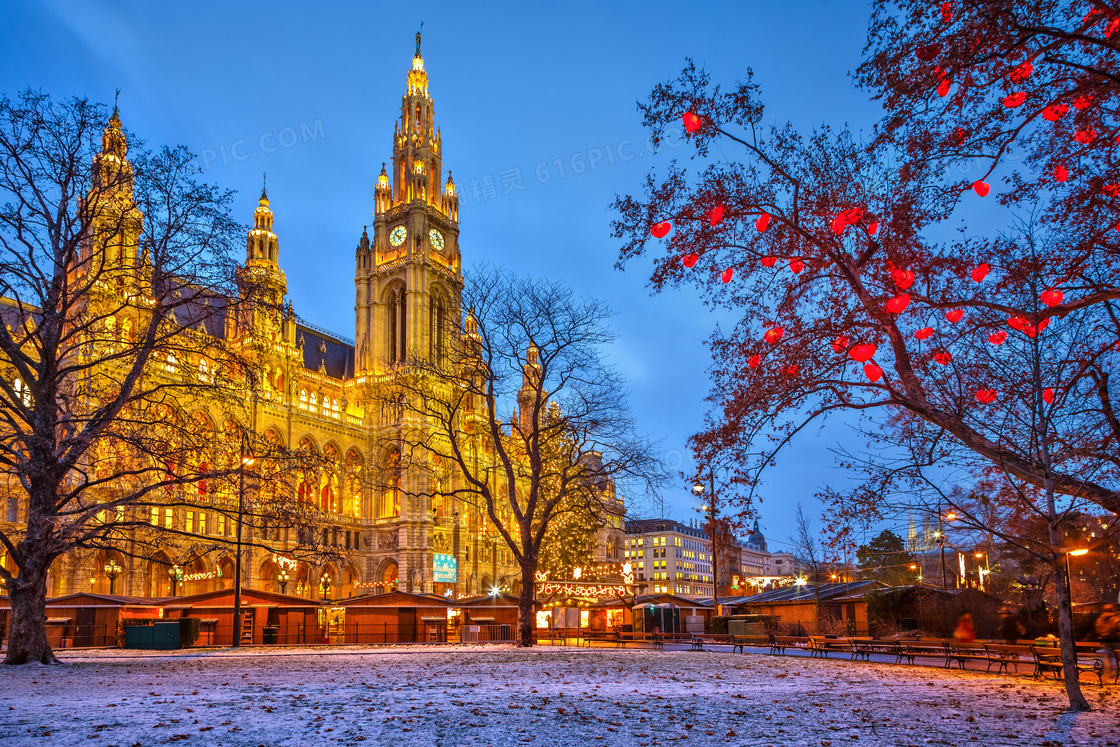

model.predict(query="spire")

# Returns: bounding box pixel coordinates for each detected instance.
[261,172,268,201]
[247,186,278,266]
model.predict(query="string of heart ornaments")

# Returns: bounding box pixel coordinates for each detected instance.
[649,65,1092,408]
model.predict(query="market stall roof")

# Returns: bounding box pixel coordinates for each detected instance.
[0,592,167,608]
[336,590,451,607]
[454,592,520,607]
[733,581,887,605]
[155,586,321,609]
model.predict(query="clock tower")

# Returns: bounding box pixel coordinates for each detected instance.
[355,31,462,377]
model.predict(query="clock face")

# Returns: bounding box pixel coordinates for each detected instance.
[389,225,407,247]
[429,229,445,253]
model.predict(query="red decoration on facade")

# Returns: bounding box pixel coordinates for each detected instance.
[1054,164,1068,182]
[940,2,953,23]
[1073,94,1094,110]
[988,331,1007,345]
[1009,61,1033,83]
[832,336,849,353]
[1042,104,1068,121]
[1043,388,1055,404]
[868,221,879,235]
[682,112,703,133]
[761,256,777,267]
[748,354,760,369]
[789,258,805,274]
[1075,129,1098,144]
[709,204,725,226]
[892,268,915,290]
[1002,92,1026,108]
[938,79,952,97]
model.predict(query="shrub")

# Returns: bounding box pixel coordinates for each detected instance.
[179,617,201,648]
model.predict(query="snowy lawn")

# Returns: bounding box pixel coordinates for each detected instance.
[1,645,1117,746]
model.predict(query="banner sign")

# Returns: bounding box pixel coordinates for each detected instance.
[433,553,457,583]
[536,581,632,599]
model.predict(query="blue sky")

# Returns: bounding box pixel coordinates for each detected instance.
[1,0,892,549]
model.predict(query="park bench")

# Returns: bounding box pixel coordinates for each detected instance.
[658,632,694,648]
[943,641,995,669]
[1030,644,1104,685]
[848,637,881,662]
[618,631,665,650]
[579,630,618,647]
[730,634,769,653]
[770,635,803,655]
[883,638,946,665]
[980,644,1032,674]
[808,636,852,658]
[689,633,733,651]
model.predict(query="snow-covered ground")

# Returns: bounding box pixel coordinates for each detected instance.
[1,645,1117,746]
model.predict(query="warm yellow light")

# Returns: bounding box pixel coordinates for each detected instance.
[974,553,983,558]
[946,512,958,520]
[242,456,255,466]
[1068,548,1089,556]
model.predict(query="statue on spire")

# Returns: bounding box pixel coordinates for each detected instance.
[415,22,423,57]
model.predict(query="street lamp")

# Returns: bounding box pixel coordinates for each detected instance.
[692,474,720,619]
[321,573,332,601]
[278,569,289,595]
[168,564,181,597]
[232,433,255,649]
[104,559,122,595]
[1063,547,1089,607]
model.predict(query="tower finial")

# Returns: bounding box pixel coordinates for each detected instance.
[261,172,268,199]
[415,22,423,57]
[113,88,120,115]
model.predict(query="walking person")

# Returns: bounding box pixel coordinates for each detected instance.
[1096,603,1119,684]
[953,613,976,643]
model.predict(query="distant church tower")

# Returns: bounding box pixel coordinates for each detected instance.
[354,30,462,376]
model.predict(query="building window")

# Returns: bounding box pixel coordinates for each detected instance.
[163,508,173,529]
[198,511,207,536]
[150,507,159,526]
[186,511,195,534]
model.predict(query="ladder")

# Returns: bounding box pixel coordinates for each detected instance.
[239,611,254,645]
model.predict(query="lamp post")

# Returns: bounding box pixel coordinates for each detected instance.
[321,573,332,601]
[278,569,289,595]
[1063,547,1089,608]
[104,559,122,596]
[692,469,719,620]
[168,564,181,597]
[232,434,255,649]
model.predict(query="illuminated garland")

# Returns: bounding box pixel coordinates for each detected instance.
[537,580,633,598]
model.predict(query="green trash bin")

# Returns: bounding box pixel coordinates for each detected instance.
[151,621,181,650]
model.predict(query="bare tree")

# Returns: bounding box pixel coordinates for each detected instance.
[789,502,825,628]
[0,92,330,665]
[377,267,665,646]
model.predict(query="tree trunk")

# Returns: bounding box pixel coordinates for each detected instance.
[517,558,538,648]
[3,557,56,665]
[1050,553,1090,711]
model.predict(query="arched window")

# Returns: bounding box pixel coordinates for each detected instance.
[309,391,317,408]
[12,378,30,406]
[388,287,407,364]
[430,297,446,365]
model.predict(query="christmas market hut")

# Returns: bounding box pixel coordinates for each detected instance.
[157,586,322,646]
[453,591,520,641]
[730,580,887,636]
[337,590,453,644]
[0,592,164,649]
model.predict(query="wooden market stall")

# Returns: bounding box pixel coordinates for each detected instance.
[159,587,322,646]
[0,592,165,649]
[337,590,452,644]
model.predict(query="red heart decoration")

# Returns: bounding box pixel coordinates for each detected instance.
[972,181,990,197]
[790,258,805,274]
[682,253,699,268]
[756,212,770,232]
[710,205,725,226]
[988,331,1007,345]
[915,327,935,340]
[1073,94,1094,110]
[941,2,953,23]
[864,363,883,383]
[784,364,800,377]
[651,221,671,238]
[892,268,915,290]
[1042,388,1054,404]
[975,389,997,404]
[885,294,911,314]
[764,327,784,344]
[849,343,877,363]
[1075,129,1098,144]
[1003,92,1026,108]
[1104,183,1120,197]
[934,350,953,365]
[721,267,734,284]
[951,127,969,146]
[1022,318,1051,338]
[1007,315,1028,331]
[1054,165,1069,182]
[868,221,879,235]
[938,79,952,97]
[761,256,777,267]
[748,354,761,369]
[916,44,942,61]
[1042,104,1069,121]
[832,336,849,354]
[1009,61,1033,83]
[945,309,964,324]
[682,112,703,133]
[831,214,848,234]
[971,263,990,282]
[1040,289,1063,307]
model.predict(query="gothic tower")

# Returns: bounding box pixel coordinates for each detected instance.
[354,31,462,377]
